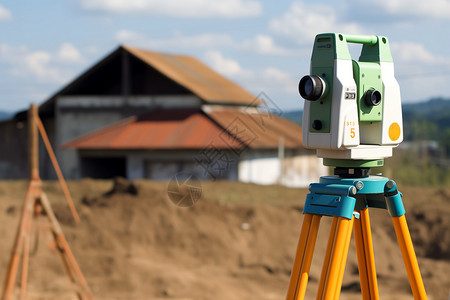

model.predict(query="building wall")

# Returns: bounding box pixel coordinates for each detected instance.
[127,150,238,181]
[56,95,202,178]
[281,155,328,187]
[77,148,326,187]
[77,149,238,181]
[238,150,328,187]
[0,117,56,179]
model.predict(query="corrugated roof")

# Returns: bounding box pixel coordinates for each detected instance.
[61,109,244,150]
[207,108,303,148]
[62,108,302,150]
[124,46,258,105]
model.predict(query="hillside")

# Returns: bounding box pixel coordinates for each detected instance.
[0,110,12,121]
[0,179,448,299]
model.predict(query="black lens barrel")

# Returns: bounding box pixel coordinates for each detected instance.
[299,75,325,101]
[364,89,382,106]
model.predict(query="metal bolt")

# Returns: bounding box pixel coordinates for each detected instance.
[386,180,395,189]
[355,181,364,191]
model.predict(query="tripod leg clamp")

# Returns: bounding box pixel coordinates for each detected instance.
[303,183,357,219]
[384,180,405,217]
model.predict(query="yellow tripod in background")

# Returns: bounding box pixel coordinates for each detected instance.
[285,169,427,300]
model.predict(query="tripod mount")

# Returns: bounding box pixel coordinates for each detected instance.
[285,166,427,299]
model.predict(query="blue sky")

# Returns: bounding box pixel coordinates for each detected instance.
[1,0,450,113]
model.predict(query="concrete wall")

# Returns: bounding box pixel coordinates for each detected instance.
[0,117,56,179]
[281,155,328,187]
[78,149,238,181]
[77,148,326,187]
[128,150,238,181]
[238,150,328,187]
[56,95,202,178]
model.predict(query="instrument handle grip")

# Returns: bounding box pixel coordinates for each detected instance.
[345,34,378,45]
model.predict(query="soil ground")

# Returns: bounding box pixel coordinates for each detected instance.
[0,179,449,299]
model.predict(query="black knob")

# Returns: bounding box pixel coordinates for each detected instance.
[312,120,323,130]
[299,75,325,101]
[364,89,382,106]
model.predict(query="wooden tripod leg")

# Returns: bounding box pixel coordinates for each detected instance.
[1,186,37,300]
[39,193,93,300]
[354,208,380,300]
[392,215,427,300]
[286,214,321,300]
[316,216,353,300]
[20,200,35,300]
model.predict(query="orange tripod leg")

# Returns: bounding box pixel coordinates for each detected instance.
[334,215,354,300]
[286,214,321,300]
[1,186,37,300]
[354,208,379,300]
[40,193,93,300]
[392,215,427,300]
[19,204,34,300]
[316,217,338,299]
[316,216,354,300]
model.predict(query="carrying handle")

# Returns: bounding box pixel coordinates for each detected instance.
[344,34,378,45]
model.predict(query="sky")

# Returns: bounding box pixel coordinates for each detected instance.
[1,0,450,113]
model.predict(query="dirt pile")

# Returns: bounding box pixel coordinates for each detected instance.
[0,180,449,299]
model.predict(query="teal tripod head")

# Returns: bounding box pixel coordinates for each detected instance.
[299,33,403,168]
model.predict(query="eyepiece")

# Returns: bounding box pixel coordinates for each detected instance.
[299,75,325,101]
[364,89,382,106]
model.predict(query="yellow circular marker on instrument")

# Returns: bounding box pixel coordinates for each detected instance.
[389,122,401,141]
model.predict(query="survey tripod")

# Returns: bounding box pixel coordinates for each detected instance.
[1,104,92,300]
[285,167,427,300]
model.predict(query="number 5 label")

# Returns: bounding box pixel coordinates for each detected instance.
[343,119,359,146]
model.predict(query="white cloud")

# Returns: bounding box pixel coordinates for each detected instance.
[81,0,262,18]
[269,1,365,44]
[0,43,84,84]
[203,50,297,98]
[115,30,294,56]
[241,35,294,55]
[391,42,450,68]
[370,0,450,18]
[22,51,64,82]
[0,5,12,21]
[84,45,100,55]
[57,43,84,63]
[382,41,450,101]
[116,30,234,50]
[204,51,252,78]
[261,67,298,94]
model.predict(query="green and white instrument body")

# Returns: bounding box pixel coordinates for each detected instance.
[300,33,403,164]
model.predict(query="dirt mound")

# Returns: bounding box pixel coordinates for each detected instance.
[82,177,139,206]
[408,205,450,260]
[0,180,449,299]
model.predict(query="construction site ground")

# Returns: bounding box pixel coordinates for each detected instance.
[0,179,449,299]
